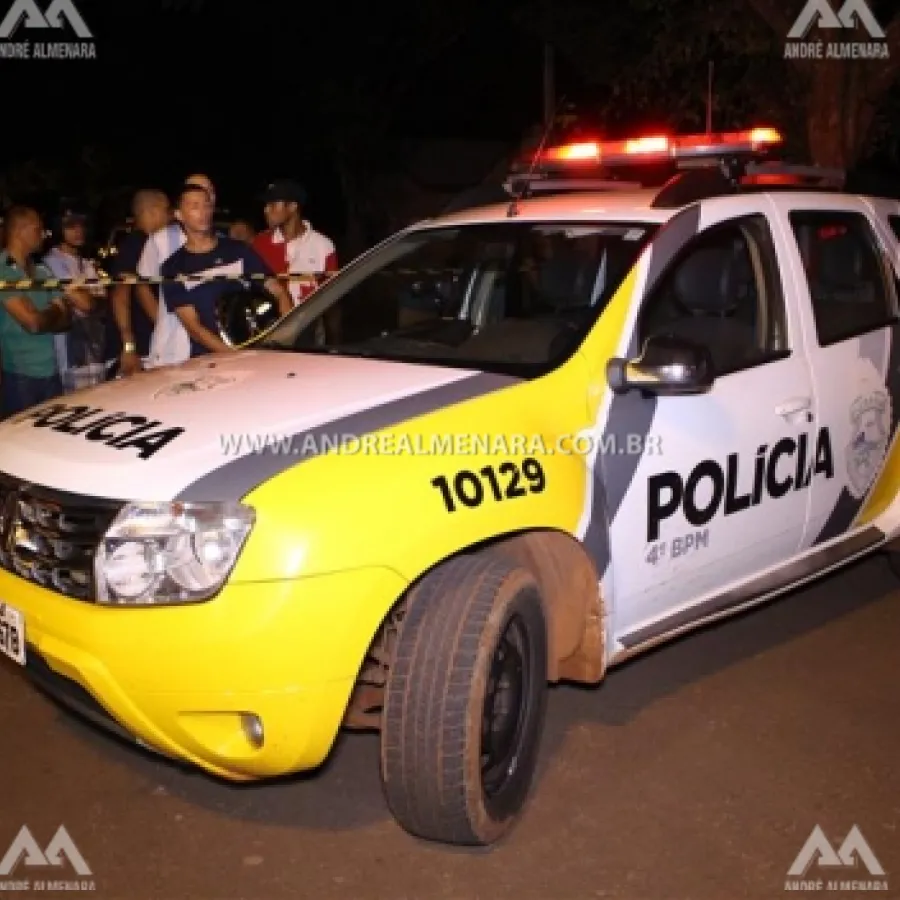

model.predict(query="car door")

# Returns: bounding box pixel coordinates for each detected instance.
[606,199,819,644]
[772,197,900,548]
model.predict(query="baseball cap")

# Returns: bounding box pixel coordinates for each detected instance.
[60,208,88,225]
[260,180,307,205]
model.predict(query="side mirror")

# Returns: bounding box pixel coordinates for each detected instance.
[606,333,714,396]
[216,286,282,348]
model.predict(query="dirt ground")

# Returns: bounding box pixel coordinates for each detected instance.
[1,554,899,899]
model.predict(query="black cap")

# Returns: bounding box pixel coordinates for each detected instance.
[53,207,88,235]
[260,179,306,205]
[60,208,88,225]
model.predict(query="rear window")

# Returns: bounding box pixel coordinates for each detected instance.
[788,210,896,345]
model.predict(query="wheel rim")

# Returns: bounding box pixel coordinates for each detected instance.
[480,613,532,798]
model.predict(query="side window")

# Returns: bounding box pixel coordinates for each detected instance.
[788,211,896,346]
[638,215,788,377]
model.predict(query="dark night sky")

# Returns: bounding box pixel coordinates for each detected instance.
[8,0,900,235]
[3,0,561,233]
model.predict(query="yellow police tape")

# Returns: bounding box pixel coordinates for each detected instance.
[0,271,332,291]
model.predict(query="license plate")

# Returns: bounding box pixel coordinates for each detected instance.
[0,602,26,666]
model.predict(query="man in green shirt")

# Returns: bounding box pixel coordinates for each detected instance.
[0,206,93,418]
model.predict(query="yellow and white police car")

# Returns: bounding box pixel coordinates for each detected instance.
[1,127,899,847]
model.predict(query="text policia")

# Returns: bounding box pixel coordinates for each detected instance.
[219,432,664,459]
[646,425,834,543]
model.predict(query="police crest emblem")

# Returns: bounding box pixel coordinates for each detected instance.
[846,390,892,500]
[154,374,236,399]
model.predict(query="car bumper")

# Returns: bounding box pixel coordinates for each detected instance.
[0,565,405,780]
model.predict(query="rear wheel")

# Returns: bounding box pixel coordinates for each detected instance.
[380,554,548,846]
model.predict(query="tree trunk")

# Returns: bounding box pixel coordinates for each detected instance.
[803,59,882,168]
[806,60,886,169]
[747,0,900,168]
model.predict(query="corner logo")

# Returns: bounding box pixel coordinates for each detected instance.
[785,0,888,59]
[0,0,96,60]
[0,0,90,37]
[785,824,888,892]
[0,825,96,892]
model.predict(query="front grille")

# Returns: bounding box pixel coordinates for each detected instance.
[0,474,123,601]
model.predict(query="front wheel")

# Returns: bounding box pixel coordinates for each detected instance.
[380,554,548,846]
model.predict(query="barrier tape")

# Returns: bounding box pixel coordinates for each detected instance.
[0,266,482,292]
[0,271,334,292]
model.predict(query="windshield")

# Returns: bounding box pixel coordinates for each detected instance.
[258,220,657,377]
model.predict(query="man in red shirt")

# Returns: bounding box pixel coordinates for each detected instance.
[252,180,338,304]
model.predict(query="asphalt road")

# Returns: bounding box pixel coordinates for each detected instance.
[2,554,899,900]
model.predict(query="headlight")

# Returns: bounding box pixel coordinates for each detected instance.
[95,501,255,605]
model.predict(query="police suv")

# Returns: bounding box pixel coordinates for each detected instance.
[0,127,899,848]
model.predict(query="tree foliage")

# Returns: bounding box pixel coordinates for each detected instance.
[310,1,505,253]
[514,0,900,167]
[0,160,63,210]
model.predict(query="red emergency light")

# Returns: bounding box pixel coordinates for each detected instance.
[537,127,783,167]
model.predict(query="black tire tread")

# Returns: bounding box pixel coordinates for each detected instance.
[381,554,540,844]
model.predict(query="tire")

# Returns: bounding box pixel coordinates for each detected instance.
[380,554,548,846]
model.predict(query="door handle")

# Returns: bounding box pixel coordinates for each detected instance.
[775,397,813,419]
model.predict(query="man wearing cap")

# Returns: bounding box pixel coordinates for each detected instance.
[42,207,110,393]
[252,180,338,305]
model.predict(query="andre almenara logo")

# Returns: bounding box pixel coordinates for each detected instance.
[0,0,96,60]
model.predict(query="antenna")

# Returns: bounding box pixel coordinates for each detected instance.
[543,43,555,130]
[507,94,567,218]
[706,61,714,135]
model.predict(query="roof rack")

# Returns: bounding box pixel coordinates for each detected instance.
[744,161,845,185]
[502,174,643,197]
[651,159,846,209]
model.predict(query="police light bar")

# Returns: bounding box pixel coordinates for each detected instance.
[536,127,783,168]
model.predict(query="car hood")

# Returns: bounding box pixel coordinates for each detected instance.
[0,350,509,501]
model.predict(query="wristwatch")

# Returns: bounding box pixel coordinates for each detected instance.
[123,341,137,354]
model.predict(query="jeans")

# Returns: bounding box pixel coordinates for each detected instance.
[1,370,64,419]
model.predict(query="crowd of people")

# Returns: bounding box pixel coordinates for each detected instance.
[0,174,338,419]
